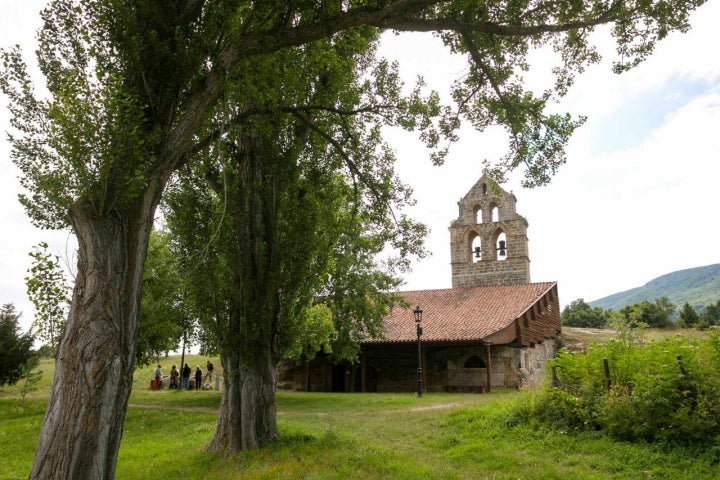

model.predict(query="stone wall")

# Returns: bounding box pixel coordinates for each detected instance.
[278,339,560,393]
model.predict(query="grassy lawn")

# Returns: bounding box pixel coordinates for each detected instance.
[1,347,719,479]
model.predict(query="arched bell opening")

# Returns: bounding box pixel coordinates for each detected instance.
[494,230,508,261]
[469,232,482,263]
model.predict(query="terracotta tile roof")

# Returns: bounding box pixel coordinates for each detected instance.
[363,282,557,344]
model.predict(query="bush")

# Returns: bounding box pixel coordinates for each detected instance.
[518,329,720,448]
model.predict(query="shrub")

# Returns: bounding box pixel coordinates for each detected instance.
[519,329,720,448]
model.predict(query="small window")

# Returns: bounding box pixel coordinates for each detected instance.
[464,355,486,368]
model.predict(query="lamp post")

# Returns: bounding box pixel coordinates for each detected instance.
[414,305,423,397]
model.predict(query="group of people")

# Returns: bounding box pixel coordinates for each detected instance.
[153,360,215,390]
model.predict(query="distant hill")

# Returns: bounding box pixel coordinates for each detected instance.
[588,264,720,311]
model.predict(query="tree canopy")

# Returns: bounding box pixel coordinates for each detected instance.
[561,298,609,328]
[698,300,720,329]
[3,1,705,232]
[619,298,675,329]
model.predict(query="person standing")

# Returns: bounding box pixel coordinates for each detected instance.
[153,364,162,390]
[206,360,214,382]
[182,363,191,390]
[194,365,203,390]
[169,365,179,389]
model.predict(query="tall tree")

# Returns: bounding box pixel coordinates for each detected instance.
[0,304,36,387]
[163,31,424,452]
[678,302,700,328]
[1,1,705,478]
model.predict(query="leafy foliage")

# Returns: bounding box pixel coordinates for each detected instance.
[283,304,336,361]
[561,298,609,328]
[18,355,43,403]
[518,330,720,448]
[0,304,35,387]
[618,298,675,329]
[698,300,720,330]
[163,29,423,368]
[569,296,682,330]
[136,231,189,365]
[25,242,70,350]
[678,302,700,328]
[607,309,648,345]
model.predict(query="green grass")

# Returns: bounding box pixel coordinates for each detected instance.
[2,352,720,479]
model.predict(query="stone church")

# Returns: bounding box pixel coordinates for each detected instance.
[279,174,561,393]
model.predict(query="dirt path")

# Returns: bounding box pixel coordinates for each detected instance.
[129,398,482,416]
[128,403,217,413]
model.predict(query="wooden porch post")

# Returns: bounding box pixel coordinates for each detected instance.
[360,350,367,393]
[485,343,492,393]
[305,359,310,392]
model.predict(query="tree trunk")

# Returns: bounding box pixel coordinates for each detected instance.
[207,126,285,454]
[209,348,278,452]
[29,198,156,480]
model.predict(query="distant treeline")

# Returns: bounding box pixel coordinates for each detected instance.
[562,297,720,330]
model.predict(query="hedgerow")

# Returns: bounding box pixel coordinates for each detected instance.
[516,328,720,448]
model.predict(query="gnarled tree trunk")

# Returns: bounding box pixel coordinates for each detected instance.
[210,348,278,452]
[29,193,158,480]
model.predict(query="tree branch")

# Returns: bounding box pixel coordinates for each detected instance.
[290,111,401,228]
[186,103,399,161]
[460,31,522,145]
[167,0,625,177]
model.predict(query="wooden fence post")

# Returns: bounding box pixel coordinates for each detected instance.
[603,358,611,390]
[676,355,687,376]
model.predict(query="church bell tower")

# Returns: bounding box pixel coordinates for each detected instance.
[449,174,530,288]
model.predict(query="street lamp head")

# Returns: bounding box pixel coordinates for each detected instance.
[413,305,423,323]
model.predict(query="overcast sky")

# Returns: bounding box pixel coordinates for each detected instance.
[380,2,720,304]
[2,2,719,333]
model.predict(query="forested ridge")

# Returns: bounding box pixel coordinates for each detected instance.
[590,263,720,310]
